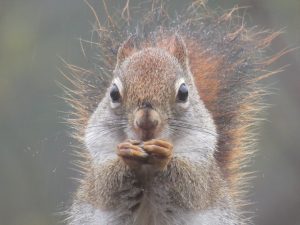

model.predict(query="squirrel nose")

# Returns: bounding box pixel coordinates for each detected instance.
[134,108,160,131]
[136,117,159,130]
[140,101,153,109]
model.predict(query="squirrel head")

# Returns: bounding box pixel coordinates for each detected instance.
[113,35,190,141]
[85,35,217,162]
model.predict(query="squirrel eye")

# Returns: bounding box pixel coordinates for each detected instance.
[176,83,188,102]
[110,84,121,102]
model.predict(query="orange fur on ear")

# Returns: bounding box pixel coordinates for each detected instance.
[116,35,137,66]
[165,35,188,69]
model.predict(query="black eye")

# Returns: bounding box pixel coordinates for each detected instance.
[110,84,121,102]
[177,83,188,102]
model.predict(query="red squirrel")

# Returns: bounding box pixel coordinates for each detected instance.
[63,1,284,224]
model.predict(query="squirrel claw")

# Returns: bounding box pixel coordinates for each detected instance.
[126,139,142,145]
[143,139,173,170]
[117,139,173,170]
[117,148,148,159]
[117,142,148,158]
[117,141,149,169]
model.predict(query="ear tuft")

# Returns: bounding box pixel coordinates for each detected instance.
[166,34,188,69]
[116,35,136,67]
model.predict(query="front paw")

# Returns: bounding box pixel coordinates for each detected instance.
[117,140,149,169]
[117,139,173,170]
[142,139,173,170]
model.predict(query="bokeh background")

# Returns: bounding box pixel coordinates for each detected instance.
[0,0,299,224]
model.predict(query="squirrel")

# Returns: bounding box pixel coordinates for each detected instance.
[62,1,285,225]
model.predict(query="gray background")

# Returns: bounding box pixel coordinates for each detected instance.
[0,0,299,224]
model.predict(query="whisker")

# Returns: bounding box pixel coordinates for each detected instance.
[167,127,215,151]
[168,119,217,137]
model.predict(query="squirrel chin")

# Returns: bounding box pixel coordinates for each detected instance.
[131,132,156,142]
[127,128,164,142]
[137,130,156,141]
[134,126,166,142]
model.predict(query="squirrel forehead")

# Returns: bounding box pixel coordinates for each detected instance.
[119,48,181,81]
[115,48,182,105]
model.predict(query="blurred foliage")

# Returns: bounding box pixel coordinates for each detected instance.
[0,0,299,225]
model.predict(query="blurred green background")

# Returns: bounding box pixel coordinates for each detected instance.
[0,0,299,224]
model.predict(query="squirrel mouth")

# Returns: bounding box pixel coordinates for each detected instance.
[133,121,161,141]
[139,130,156,141]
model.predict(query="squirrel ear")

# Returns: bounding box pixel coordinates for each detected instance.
[166,35,188,70]
[116,35,136,67]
